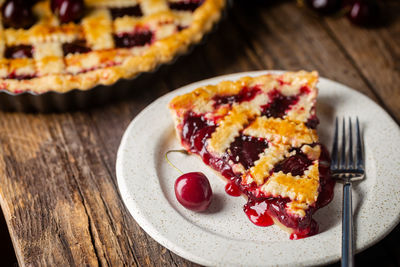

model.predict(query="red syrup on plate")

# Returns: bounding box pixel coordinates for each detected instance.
[179,104,335,239]
[243,199,274,227]
[225,182,242,197]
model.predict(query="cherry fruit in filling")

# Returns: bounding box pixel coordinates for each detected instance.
[174,172,212,212]
[274,151,313,176]
[114,30,153,48]
[228,135,268,169]
[305,0,342,15]
[110,6,143,19]
[213,86,261,107]
[290,220,319,240]
[181,113,216,152]
[347,0,380,26]
[262,90,299,118]
[306,115,319,129]
[62,41,91,55]
[2,0,35,29]
[5,45,33,59]
[169,0,205,12]
[51,0,85,23]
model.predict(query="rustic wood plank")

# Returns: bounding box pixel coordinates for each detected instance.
[0,114,103,266]
[0,1,399,267]
[231,1,382,99]
[0,83,201,266]
[86,79,202,267]
[323,0,400,122]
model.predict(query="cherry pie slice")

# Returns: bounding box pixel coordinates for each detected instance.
[0,0,225,94]
[169,71,335,239]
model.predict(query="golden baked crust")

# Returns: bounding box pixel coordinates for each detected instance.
[0,0,226,94]
[169,71,323,218]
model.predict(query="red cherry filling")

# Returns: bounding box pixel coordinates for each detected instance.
[274,150,313,176]
[7,72,35,80]
[290,220,319,240]
[300,85,311,94]
[62,40,91,55]
[316,145,335,208]
[169,0,205,12]
[228,135,268,170]
[306,115,319,129]
[5,45,33,59]
[244,197,319,236]
[181,112,216,152]
[177,25,188,31]
[262,90,299,118]
[110,5,143,19]
[114,30,154,48]
[174,172,212,212]
[213,86,261,107]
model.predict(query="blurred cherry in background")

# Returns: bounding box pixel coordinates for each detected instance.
[246,0,387,27]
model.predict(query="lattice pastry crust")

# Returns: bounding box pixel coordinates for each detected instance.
[0,0,225,93]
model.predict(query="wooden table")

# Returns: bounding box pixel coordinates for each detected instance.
[1,1,399,266]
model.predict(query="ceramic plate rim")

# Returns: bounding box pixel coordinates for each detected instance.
[116,71,400,266]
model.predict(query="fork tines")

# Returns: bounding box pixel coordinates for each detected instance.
[331,117,365,180]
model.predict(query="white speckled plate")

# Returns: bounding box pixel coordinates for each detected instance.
[116,71,400,267]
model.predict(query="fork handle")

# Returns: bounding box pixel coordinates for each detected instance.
[342,181,354,267]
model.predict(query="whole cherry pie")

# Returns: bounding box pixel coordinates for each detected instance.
[169,71,335,239]
[0,0,225,94]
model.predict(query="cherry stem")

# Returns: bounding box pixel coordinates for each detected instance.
[165,149,189,175]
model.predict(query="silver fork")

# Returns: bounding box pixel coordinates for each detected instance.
[331,117,365,267]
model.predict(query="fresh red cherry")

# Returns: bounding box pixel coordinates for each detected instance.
[347,0,380,26]
[51,0,85,23]
[2,0,35,29]
[51,0,62,12]
[305,0,342,15]
[174,172,212,212]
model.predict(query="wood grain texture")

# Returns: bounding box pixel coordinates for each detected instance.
[0,1,399,266]
[323,0,400,124]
